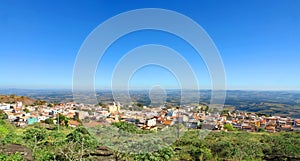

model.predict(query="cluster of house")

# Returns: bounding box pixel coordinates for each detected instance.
[0,102,81,127]
[219,112,300,132]
[1,101,300,133]
[80,102,300,133]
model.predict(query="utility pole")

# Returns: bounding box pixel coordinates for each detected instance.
[176,106,180,139]
[57,112,59,132]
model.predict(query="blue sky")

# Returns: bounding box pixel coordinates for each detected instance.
[0,0,300,90]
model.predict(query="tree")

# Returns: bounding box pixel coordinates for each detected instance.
[112,122,152,134]
[258,127,266,132]
[0,126,8,139]
[0,110,7,119]
[44,118,54,125]
[137,103,143,107]
[223,123,236,131]
[23,128,47,143]
[57,113,69,127]
[23,108,30,113]
[87,109,94,115]
[55,126,98,160]
[23,127,47,154]
[0,120,15,139]
[98,102,104,107]
[221,110,229,115]
[4,132,24,144]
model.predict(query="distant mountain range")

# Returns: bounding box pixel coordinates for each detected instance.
[0,89,299,118]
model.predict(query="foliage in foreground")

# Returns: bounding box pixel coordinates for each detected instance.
[173,130,300,161]
[0,153,23,161]
[0,119,299,161]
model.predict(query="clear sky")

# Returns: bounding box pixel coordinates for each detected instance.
[1,0,300,90]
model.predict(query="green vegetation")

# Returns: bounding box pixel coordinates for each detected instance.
[112,122,153,134]
[23,108,30,113]
[0,117,299,160]
[0,153,23,161]
[173,130,300,161]
[57,113,69,127]
[0,110,7,120]
[110,122,174,160]
[223,123,237,131]
[98,102,105,107]
[0,120,98,160]
[44,118,54,124]
[32,99,47,106]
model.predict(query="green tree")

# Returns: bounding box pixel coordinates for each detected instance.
[57,113,69,127]
[98,102,105,107]
[223,123,236,131]
[54,126,98,160]
[221,110,229,115]
[112,122,152,134]
[44,118,54,125]
[136,103,143,107]
[23,128,47,150]
[0,153,23,161]
[0,110,7,119]
[3,132,24,144]
[0,126,8,139]
[23,108,30,113]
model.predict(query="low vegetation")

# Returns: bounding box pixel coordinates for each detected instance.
[0,116,299,160]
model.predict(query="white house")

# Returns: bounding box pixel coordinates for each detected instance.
[16,102,23,108]
[147,118,156,127]
[0,103,10,110]
[38,115,48,122]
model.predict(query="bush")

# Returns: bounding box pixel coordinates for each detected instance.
[0,110,7,120]
[0,152,23,161]
[112,122,152,134]
[223,123,237,131]
[3,132,24,144]
[258,127,266,132]
[0,126,8,139]
[44,118,54,125]
[23,128,47,148]
[34,148,54,161]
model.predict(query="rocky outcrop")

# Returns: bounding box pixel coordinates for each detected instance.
[0,143,33,161]
[86,146,118,161]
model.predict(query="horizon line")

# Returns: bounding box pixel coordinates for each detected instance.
[1,87,300,92]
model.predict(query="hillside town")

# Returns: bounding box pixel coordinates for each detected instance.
[1,100,300,133]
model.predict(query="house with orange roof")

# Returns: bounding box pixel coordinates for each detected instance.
[295,119,300,127]
[163,120,174,126]
[280,125,293,131]
[260,119,267,128]
[265,126,276,133]
[67,112,75,119]
[68,120,81,128]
